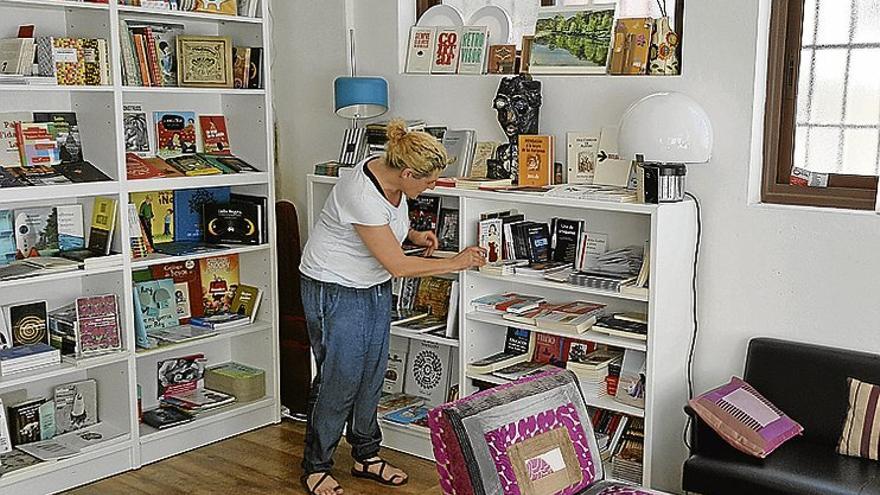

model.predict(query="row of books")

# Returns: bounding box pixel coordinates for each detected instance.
[126,152,258,179]
[472,292,606,334]
[392,275,459,339]
[383,337,458,411]
[405,196,460,253]
[0,197,118,273]
[2,111,92,169]
[118,0,260,17]
[0,32,110,86]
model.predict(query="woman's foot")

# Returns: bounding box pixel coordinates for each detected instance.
[351,457,408,486]
[301,472,343,495]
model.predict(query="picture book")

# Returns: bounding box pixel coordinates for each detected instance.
[8,398,44,445]
[87,196,118,256]
[199,115,231,154]
[404,339,453,407]
[1,209,17,265]
[478,217,503,263]
[7,300,49,346]
[199,254,240,316]
[54,379,98,434]
[407,196,441,233]
[123,103,151,156]
[15,122,61,167]
[157,353,206,399]
[0,112,28,167]
[518,135,554,187]
[134,278,179,332]
[405,26,435,74]
[128,203,151,258]
[75,295,121,356]
[33,112,83,164]
[56,204,85,252]
[431,27,461,74]
[14,207,58,258]
[458,26,488,75]
[173,187,231,242]
[567,132,600,184]
[131,190,174,245]
[203,201,261,245]
[154,111,197,158]
[150,260,204,322]
[230,284,261,322]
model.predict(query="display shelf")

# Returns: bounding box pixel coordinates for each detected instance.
[129,243,270,269]
[470,271,650,303]
[138,397,276,442]
[0,351,130,391]
[0,85,115,93]
[121,86,266,96]
[378,418,434,460]
[0,0,109,11]
[116,5,262,24]
[389,326,460,347]
[0,264,124,290]
[125,172,270,192]
[465,311,648,352]
[0,181,120,205]
[135,321,272,358]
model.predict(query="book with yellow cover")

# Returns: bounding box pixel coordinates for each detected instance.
[131,190,174,245]
[199,254,240,316]
[88,196,118,255]
[195,0,238,15]
[518,135,554,187]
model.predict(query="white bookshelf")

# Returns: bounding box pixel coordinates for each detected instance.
[0,1,278,493]
[307,174,696,493]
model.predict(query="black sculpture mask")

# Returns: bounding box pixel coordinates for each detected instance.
[489,75,542,182]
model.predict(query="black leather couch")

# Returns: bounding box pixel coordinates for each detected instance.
[683,338,880,495]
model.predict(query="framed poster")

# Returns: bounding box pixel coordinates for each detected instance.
[176,36,234,88]
[528,7,615,75]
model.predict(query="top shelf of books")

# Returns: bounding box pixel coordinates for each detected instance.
[0,0,109,11]
[117,5,262,24]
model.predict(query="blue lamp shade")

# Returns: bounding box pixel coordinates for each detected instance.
[334,76,389,120]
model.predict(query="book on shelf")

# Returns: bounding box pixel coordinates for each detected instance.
[431,28,461,74]
[230,284,262,323]
[592,313,648,341]
[436,208,460,253]
[14,207,59,258]
[54,379,99,434]
[124,103,152,156]
[152,241,229,257]
[6,300,49,347]
[377,392,424,415]
[199,254,240,316]
[55,205,85,252]
[157,353,206,399]
[515,261,571,278]
[384,342,407,394]
[134,278,179,332]
[615,349,647,409]
[454,177,513,190]
[149,324,217,345]
[74,295,122,357]
[390,308,429,326]
[232,46,251,89]
[203,201,261,245]
[393,315,446,334]
[383,404,429,425]
[458,26,489,75]
[405,26,435,74]
[441,129,476,178]
[160,387,235,412]
[154,111,197,158]
[491,362,558,381]
[567,132,600,185]
[32,112,83,164]
[16,422,126,462]
[0,343,60,376]
[7,398,44,445]
[407,196,441,233]
[466,327,534,375]
[404,339,454,407]
[534,300,606,334]
[190,312,250,330]
[204,362,266,403]
[533,332,569,366]
[0,449,42,477]
[87,196,118,256]
[567,347,623,374]
[471,292,544,315]
[0,399,14,454]
[551,218,585,264]
[590,408,630,460]
[518,135,554,187]
[199,115,231,154]
[142,407,194,430]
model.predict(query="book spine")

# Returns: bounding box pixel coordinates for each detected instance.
[35,37,55,77]
[132,34,152,87]
[119,23,141,86]
[143,27,163,87]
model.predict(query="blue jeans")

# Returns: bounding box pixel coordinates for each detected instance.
[300,275,392,474]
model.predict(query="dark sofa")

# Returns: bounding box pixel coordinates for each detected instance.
[683,338,880,495]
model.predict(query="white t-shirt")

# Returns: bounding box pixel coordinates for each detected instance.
[300,158,410,288]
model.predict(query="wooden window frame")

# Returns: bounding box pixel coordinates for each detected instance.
[762,0,878,210]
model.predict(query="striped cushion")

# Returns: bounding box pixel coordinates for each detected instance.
[689,377,803,458]
[837,377,880,460]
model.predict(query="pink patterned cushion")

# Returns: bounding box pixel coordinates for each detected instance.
[689,376,803,458]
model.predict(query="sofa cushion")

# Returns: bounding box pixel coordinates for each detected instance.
[838,377,880,460]
[689,377,803,458]
[683,437,880,495]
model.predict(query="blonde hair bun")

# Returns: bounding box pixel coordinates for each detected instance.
[386,119,408,143]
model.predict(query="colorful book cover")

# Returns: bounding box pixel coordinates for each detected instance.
[203,201,261,245]
[53,379,98,434]
[413,276,453,319]
[14,207,58,258]
[32,112,83,164]
[150,260,204,322]
[478,218,503,263]
[126,153,166,180]
[157,353,206,399]
[198,115,231,154]
[232,47,251,89]
[15,122,61,167]
[533,333,564,365]
[131,190,174,245]
[55,204,85,252]
[230,284,261,321]
[75,295,121,356]
[148,23,184,86]
[195,0,237,15]
[123,103,151,156]
[518,135,553,187]
[458,26,488,75]
[134,278,179,332]
[154,111,197,158]
[0,112,28,168]
[87,196,118,256]
[165,155,222,176]
[52,38,86,86]
[7,301,48,347]
[173,187,231,242]
[609,18,653,76]
[431,28,461,74]
[199,254,240,316]
[407,196,441,232]
[0,209,16,265]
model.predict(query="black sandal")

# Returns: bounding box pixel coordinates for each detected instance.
[351,458,409,486]
[300,472,343,495]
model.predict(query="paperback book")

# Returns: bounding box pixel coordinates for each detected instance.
[157,353,206,399]
[75,294,122,356]
[54,379,98,434]
[199,254,240,316]
[173,187,231,242]
[199,115,231,154]
[154,111,197,158]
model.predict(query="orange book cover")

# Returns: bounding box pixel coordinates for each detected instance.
[518,135,553,186]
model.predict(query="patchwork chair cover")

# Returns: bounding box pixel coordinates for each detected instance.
[428,368,667,495]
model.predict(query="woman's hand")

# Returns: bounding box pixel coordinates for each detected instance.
[408,230,439,257]
[452,246,487,271]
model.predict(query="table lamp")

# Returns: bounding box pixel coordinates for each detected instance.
[333,29,388,128]
[618,92,713,203]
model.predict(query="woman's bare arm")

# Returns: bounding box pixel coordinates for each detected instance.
[354,224,485,278]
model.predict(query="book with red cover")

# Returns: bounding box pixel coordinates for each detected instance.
[534,332,565,365]
[151,260,204,323]
[199,115,231,155]
[75,294,122,356]
[126,153,167,180]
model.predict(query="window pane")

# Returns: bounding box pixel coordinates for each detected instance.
[853,0,880,43]
[796,49,813,123]
[802,0,817,45]
[845,49,880,126]
[842,128,879,175]
[816,0,852,45]
[803,126,841,173]
[809,49,847,124]
[793,126,808,169]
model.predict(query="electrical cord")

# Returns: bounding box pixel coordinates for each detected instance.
[682,191,702,451]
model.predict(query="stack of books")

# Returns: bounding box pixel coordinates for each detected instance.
[566,348,623,383]
[0,343,61,376]
[471,292,546,316]
[568,271,637,291]
[590,408,630,461]
[611,418,645,484]
[0,36,110,87]
[190,313,250,331]
[160,388,236,413]
[592,313,649,341]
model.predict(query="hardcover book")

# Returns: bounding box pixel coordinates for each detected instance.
[75,295,121,356]
[154,111,197,158]
[33,112,83,164]
[405,26,436,74]
[567,132,600,184]
[230,193,268,243]
[87,196,118,256]
[157,353,206,399]
[165,155,222,177]
[458,26,488,75]
[134,278,179,332]
[6,301,48,347]
[407,196,441,233]
[203,201,261,245]
[15,122,60,167]
[487,44,516,74]
[8,398,44,445]
[126,153,166,180]
[230,284,261,322]
[404,339,453,407]
[14,207,58,258]
[55,204,85,252]
[431,27,461,74]
[533,333,566,365]
[199,254,240,316]
[54,379,98,434]
[131,190,174,245]
[173,187,231,242]
[123,103,151,156]
[518,135,554,187]
[199,115,231,154]
[248,47,264,89]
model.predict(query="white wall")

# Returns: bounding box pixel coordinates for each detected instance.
[273,0,880,391]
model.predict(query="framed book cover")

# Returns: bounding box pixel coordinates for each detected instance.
[157,353,206,399]
[176,36,234,88]
[199,115,231,155]
[123,103,151,156]
[518,135,553,187]
[55,204,85,252]
[529,8,615,75]
[431,28,461,74]
[32,112,83,164]
[53,379,98,434]
[458,26,489,75]
[174,187,231,242]
[74,295,121,357]
[14,207,59,258]
[134,278,179,332]
[131,190,174,245]
[154,111,197,158]
[199,254,240,316]
[203,201,261,245]
[405,26,435,74]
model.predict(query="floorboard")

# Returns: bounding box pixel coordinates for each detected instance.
[65,421,444,495]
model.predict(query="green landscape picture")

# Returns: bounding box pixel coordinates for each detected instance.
[531,9,615,72]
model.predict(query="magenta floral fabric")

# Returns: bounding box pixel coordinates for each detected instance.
[428,405,475,495]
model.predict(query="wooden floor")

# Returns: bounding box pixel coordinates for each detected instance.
[66,421,444,495]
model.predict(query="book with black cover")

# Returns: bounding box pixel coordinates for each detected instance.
[466,327,534,374]
[0,167,29,188]
[551,218,584,264]
[408,196,441,232]
[436,208,459,251]
[54,161,112,183]
[524,223,551,263]
[7,300,49,346]
[203,201,261,245]
[142,407,194,430]
[8,398,44,445]
[230,193,268,244]
[153,241,229,257]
